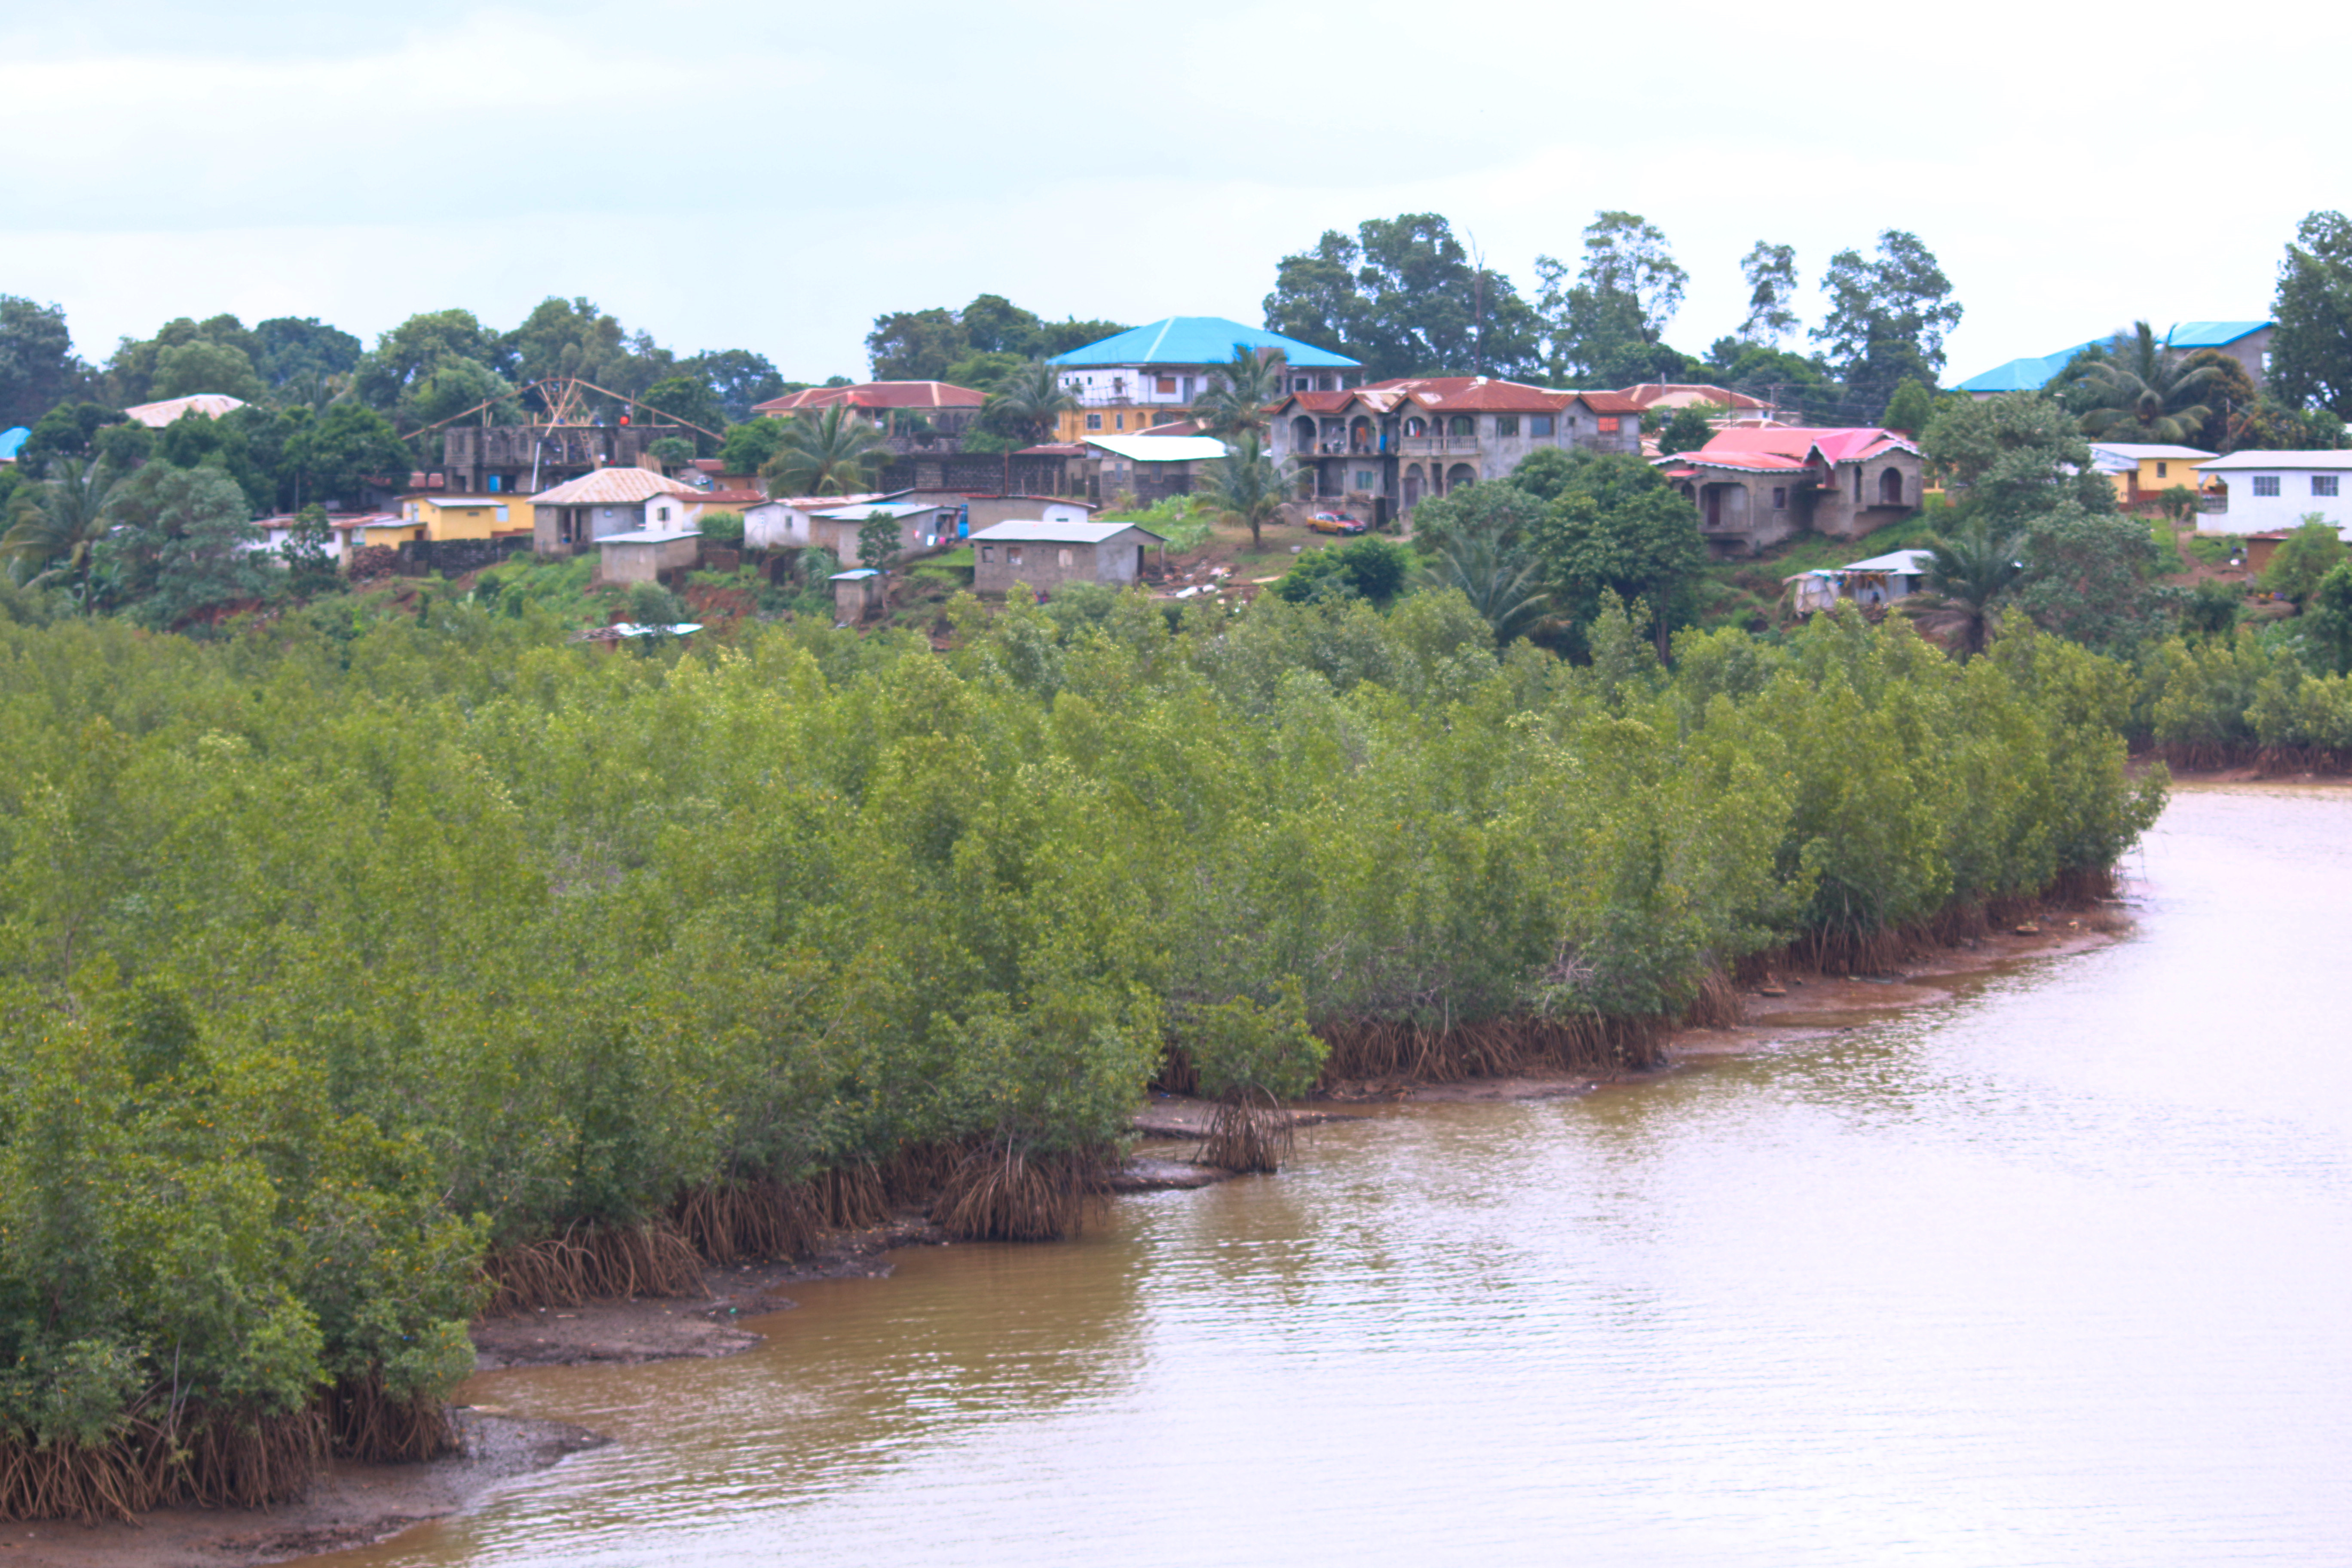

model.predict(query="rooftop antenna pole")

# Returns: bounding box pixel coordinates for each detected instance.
[1468,230,1486,377]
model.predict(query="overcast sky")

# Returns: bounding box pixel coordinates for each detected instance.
[3,0,2338,385]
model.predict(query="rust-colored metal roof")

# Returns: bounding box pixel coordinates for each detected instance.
[1017,443,1088,456]
[531,467,703,505]
[691,489,766,507]
[752,381,987,414]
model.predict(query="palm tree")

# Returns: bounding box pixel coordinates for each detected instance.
[1,457,122,612]
[1902,519,2027,657]
[1427,529,1552,644]
[1190,346,1286,440]
[760,406,894,496]
[2072,322,2218,444]
[981,361,1078,446]
[1195,431,1293,550]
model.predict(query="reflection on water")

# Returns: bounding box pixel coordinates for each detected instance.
[318,788,2352,1567]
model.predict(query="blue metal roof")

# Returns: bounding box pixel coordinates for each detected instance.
[2167,320,2271,348]
[1954,340,2104,394]
[0,427,27,462]
[1048,316,1359,370]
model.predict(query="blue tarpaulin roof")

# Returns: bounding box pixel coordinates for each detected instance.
[2167,320,2270,348]
[1048,317,1359,369]
[0,427,27,462]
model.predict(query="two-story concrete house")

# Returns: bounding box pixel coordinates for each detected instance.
[1047,318,1360,443]
[1265,376,1646,514]
[1656,427,1924,558]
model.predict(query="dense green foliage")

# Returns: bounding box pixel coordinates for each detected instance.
[0,589,2165,1492]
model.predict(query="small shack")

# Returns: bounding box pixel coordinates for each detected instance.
[597,527,701,584]
[970,520,1166,594]
[830,567,884,623]
[1835,548,1936,606]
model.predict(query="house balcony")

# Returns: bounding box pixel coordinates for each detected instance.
[1400,435,1479,456]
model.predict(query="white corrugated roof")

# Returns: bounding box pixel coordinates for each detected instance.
[122,393,247,427]
[1084,435,1228,462]
[1840,549,1936,574]
[2196,450,2352,470]
[971,520,1167,544]
[596,527,702,544]
[807,501,946,519]
[533,468,702,505]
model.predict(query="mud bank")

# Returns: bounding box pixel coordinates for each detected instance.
[0,1411,603,1568]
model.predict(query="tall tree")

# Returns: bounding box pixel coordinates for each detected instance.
[1196,431,1292,550]
[1189,346,1286,439]
[1526,453,1707,656]
[1814,230,1964,413]
[1921,392,2164,655]
[2269,210,2352,417]
[353,310,503,416]
[101,463,271,629]
[2070,323,2219,443]
[252,317,363,389]
[979,361,1078,446]
[1737,242,1801,347]
[1263,214,1540,380]
[0,297,93,429]
[680,349,787,421]
[1904,519,2027,656]
[1535,211,1689,383]
[0,456,120,610]
[637,376,731,454]
[866,308,969,382]
[761,407,894,496]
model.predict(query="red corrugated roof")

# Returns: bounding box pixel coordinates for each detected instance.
[752,381,987,414]
[692,489,766,506]
[1695,426,1917,466]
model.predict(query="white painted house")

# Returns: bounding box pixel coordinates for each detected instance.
[2193,451,2352,537]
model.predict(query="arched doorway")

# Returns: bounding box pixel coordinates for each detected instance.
[1349,416,1373,453]
[1447,415,1475,440]
[1403,464,1424,509]
[1405,416,1428,438]
[1291,416,1316,453]
[1446,463,1477,491]
[1878,466,1905,505]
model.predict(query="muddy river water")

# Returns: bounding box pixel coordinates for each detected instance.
[315,785,2352,1567]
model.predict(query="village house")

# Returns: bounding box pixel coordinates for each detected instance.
[530,467,704,554]
[397,493,536,542]
[802,499,962,564]
[1657,427,1923,557]
[1085,433,1228,506]
[1264,376,1645,514]
[596,527,702,585]
[1785,548,1938,614]
[253,512,401,563]
[2088,444,2218,510]
[970,519,1165,594]
[442,418,690,496]
[1047,318,1360,443]
[2192,451,2352,537]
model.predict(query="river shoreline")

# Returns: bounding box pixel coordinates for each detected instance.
[54,894,2132,1568]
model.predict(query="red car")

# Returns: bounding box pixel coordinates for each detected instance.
[1310,511,1367,536]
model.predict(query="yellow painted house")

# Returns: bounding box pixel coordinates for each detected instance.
[2088,444,2217,508]
[398,494,536,541]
